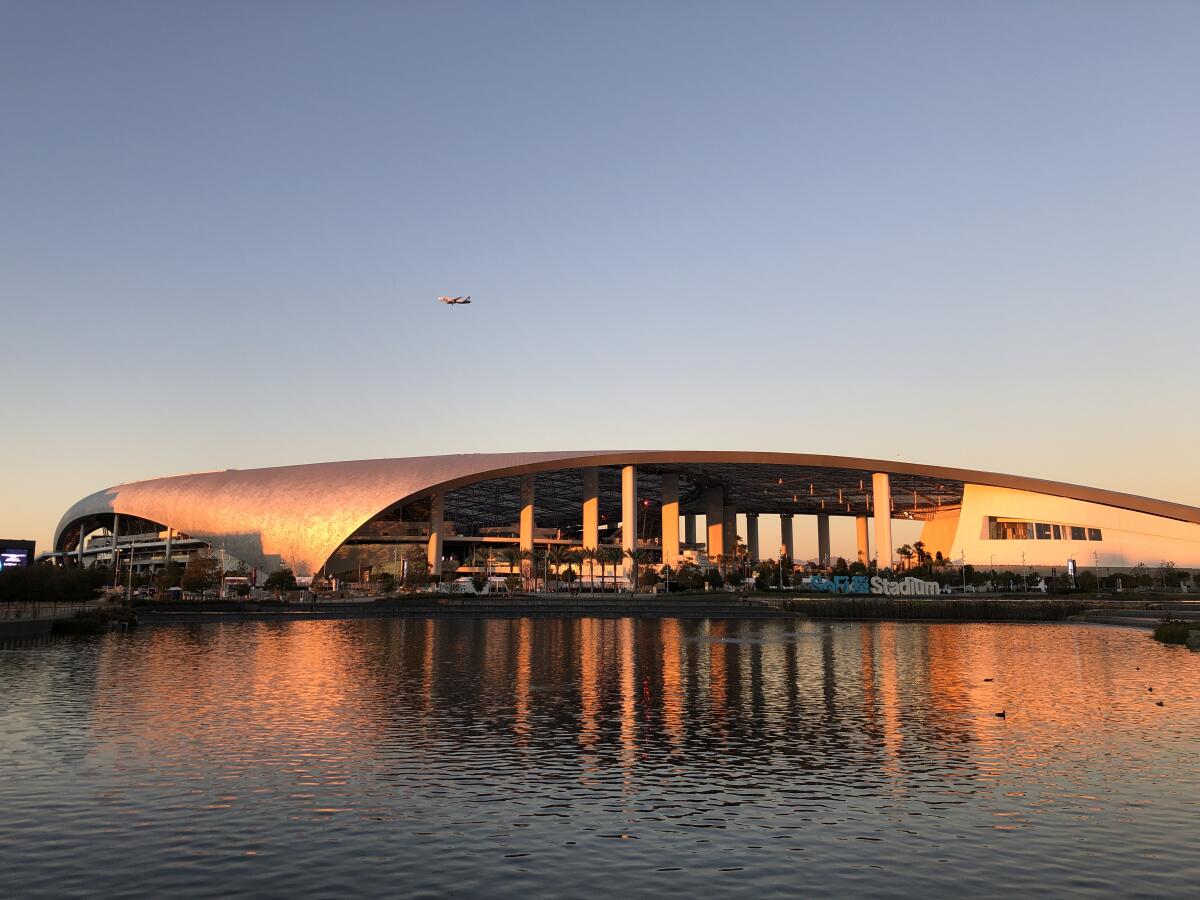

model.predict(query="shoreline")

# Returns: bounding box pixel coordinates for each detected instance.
[127,594,1197,628]
[6,594,1196,637]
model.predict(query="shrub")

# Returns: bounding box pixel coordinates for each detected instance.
[1153,620,1200,645]
[51,605,137,636]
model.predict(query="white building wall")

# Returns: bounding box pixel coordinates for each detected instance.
[942,484,1200,568]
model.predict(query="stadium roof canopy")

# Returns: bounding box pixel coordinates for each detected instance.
[54,451,1200,575]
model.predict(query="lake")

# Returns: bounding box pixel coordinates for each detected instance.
[1,618,1197,897]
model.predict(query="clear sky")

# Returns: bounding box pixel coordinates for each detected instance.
[3,1,1199,557]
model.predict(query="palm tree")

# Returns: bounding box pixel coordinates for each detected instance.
[601,546,623,593]
[528,547,546,592]
[500,545,528,589]
[546,545,571,592]
[477,545,495,579]
[897,544,914,571]
[580,546,599,595]
[565,550,582,593]
[913,540,927,567]
[623,547,651,593]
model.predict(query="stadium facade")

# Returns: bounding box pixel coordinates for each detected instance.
[50,451,1200,582]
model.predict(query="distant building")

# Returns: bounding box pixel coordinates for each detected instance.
[49,452,1200,581]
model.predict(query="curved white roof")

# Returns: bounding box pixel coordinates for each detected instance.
[55,450,1200,575]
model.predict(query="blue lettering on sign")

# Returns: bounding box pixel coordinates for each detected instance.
[809,575,871,594]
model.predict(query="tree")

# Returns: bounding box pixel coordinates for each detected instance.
[1157,561,1183,589]
[547,545,572,590]
[181,552,221,593]
[600,546,624,592]
[264,567,298,593]
[674,562,704,591]
[500,545,524,581]
[154,561,182,594]
[402,545,431,590]
[754,560,778,591]
[0,565,106,604]
[1130,563,1152,588]
[623,548,651,592]
[897,545,914,571]
[913,541,928,567]
[580,546,599,594]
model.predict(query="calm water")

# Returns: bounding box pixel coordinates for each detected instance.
[1,618,1198,898]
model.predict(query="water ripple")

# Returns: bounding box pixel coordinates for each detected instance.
[0,619,1198,897]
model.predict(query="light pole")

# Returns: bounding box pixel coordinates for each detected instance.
[125,546,134,605]
[1094,551,1101,593]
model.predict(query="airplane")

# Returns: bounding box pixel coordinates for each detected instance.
[438,295,472,305]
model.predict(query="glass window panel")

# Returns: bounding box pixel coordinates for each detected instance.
[1052,524,1062,540]
[1035,523,1053,540]
[1088,528,1102,541]
[1070,526,1087,541]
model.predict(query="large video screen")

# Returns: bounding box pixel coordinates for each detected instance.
[0,550,30,571]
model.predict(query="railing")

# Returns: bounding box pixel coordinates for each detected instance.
[0,600,105,621]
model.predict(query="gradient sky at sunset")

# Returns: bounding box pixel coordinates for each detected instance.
[3,1,1199,555]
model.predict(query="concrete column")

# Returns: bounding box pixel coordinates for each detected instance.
[77,525,86,566]
[428,491,444,576]
[872,472,893,570]
[520,474,535,553]
[704,486,724,562]
[723,505,737,556]
[661,473,680,567]
[780,513,794,560]
[817,513,830,567]
[683,514,696,545]
[746,513,760,563]
[855,515,870,566]
[164,527,173,567]
[621,465,637,586]
[582,468,599,550]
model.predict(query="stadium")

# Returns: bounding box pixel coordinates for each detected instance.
[50,451,1200,585]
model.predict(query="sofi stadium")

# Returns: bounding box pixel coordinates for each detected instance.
[50,451,1200,583]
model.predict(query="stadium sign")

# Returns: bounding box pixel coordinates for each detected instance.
[808,575,941,597]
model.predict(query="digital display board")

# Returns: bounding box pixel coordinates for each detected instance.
[1,550,29,570]
[0,540,35,572]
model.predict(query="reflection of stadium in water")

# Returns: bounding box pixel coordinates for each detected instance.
[4,617,1193,896]
[90,618,1155,781]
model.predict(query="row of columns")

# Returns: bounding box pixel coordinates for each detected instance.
[423,469,898,577]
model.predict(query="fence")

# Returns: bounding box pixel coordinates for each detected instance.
[0,600,105,621]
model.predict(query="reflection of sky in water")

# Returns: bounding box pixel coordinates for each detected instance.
[1,620,1198,897]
